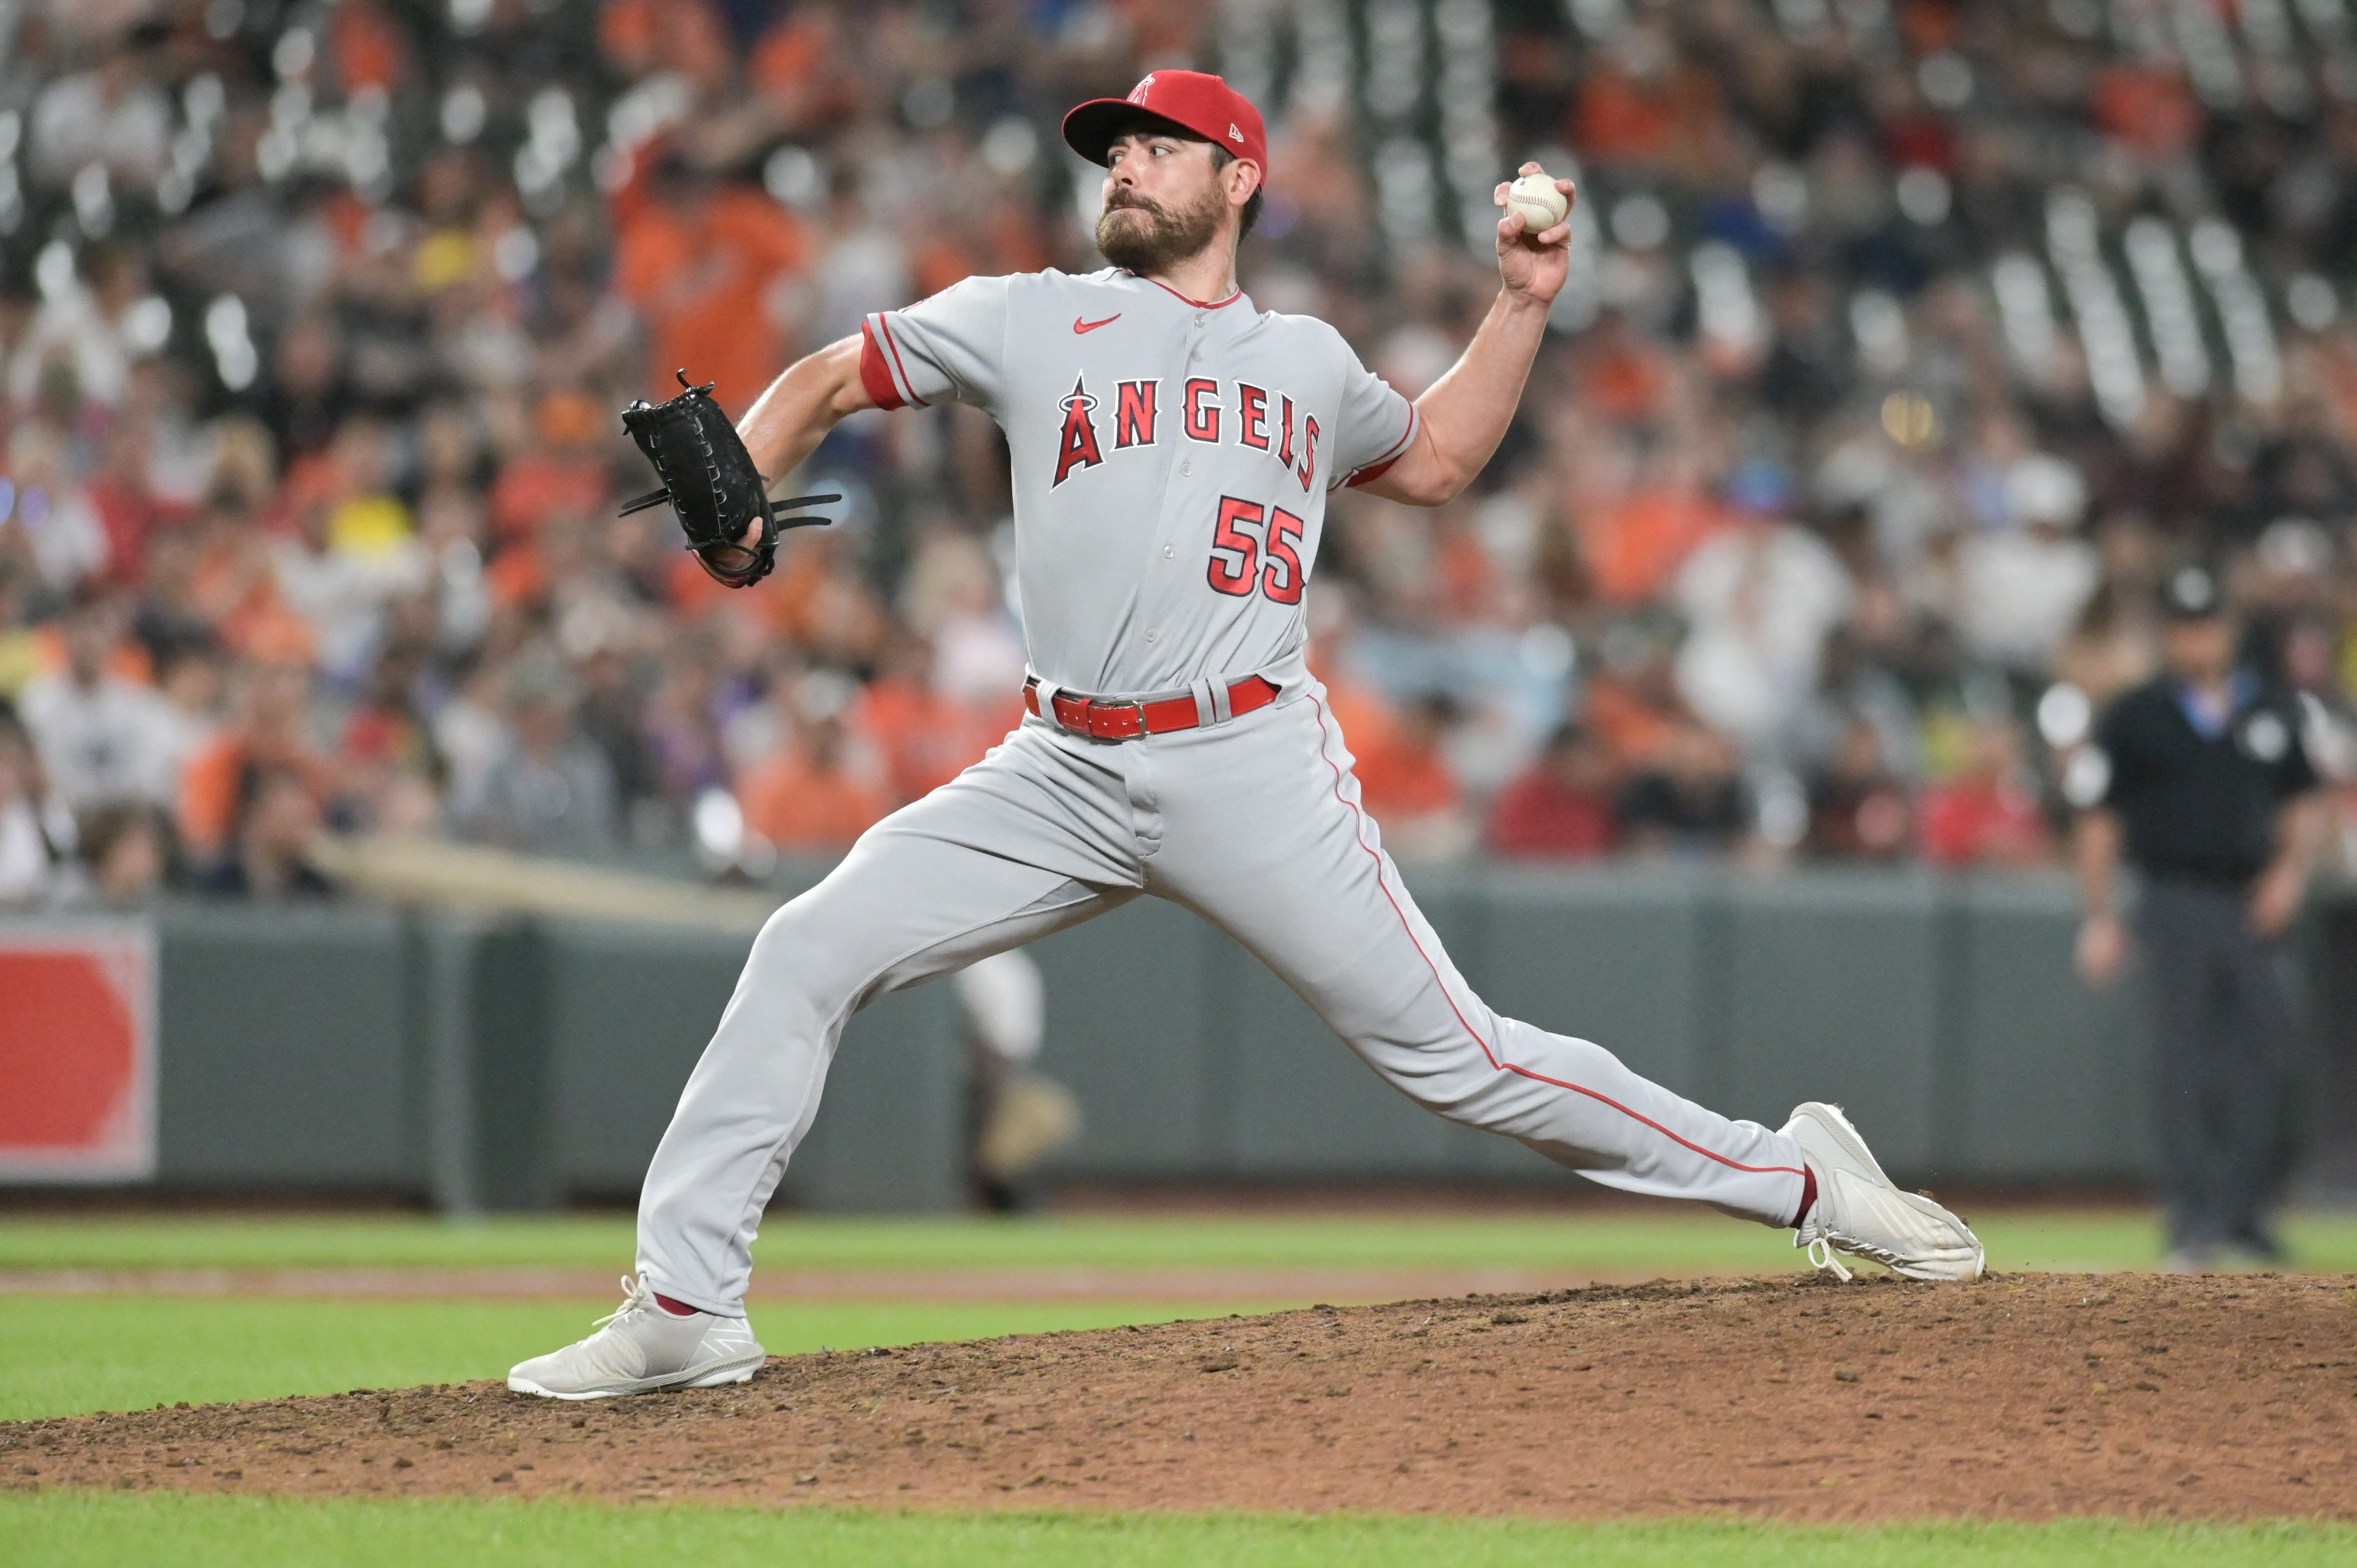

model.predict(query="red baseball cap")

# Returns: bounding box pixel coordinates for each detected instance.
[1062,70,1267,179]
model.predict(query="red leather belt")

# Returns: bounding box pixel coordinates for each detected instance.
[1024,673,1280,741]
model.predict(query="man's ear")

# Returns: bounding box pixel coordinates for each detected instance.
[1227,159,1261,208]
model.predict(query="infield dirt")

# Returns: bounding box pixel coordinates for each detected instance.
[7,1273,2352,1521]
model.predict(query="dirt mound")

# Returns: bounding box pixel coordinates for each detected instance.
[6,1273,2352,1521]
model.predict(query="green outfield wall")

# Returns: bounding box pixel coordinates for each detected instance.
[4,868,2347,1210]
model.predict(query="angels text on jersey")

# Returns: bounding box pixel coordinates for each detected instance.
[1053,375,1322,493]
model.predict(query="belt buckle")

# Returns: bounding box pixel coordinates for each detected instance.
[1089,698,1145,740]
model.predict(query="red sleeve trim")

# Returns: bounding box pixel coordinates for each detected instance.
[1343,405,1419,489]
[878,316,929,407]
[858,321,906,410]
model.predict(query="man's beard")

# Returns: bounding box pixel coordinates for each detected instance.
[1096,183,1225,273]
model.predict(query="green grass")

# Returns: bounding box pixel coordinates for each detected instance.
[0,1210,1796,1272]
[0,1297,1284,1423]
[7,1208,2357,1424]
[11,1205,2356,1277]
[6,1495,2353,1568]
[8,1214,2352,1560]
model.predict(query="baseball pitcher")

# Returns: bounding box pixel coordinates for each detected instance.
[511,72,1983,1400]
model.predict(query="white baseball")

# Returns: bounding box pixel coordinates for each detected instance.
[1504,171,1569,236]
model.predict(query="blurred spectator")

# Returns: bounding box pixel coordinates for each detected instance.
[5,422,112,593]
[28,25,171,188]
[803,170,914,362]
[738,670,891,853]
[72,801,166,907]
[1353,691,1474,864]
[488,392,612,549]
[640,651,730,807]
[1577,430,1724,607]
[1487,723,1618,861]
[2051,517,2165,704]
[575,646,666,839]
[432,660,511,820]
[0,0,2347,893]
[6,243,155,412]
[1670,464,1853,761]
[1917,717,2051,868]
[17,593,181,811]
[1618,720,1749,856]
[0,705,69,906]
[1805,717,1913,861]
[613,153,810,415]
[0,571,39,695]
[178,662,333,863]
[270,417,428,680]
[149,643,226,777]
[249,314,349,463]
[1954,455,2101,673]
[453,658,620,855]
[1578,630,1685,774]
[854,634,988,806]
[339,649,442,837]
[196,767,336,899]
[2250,398,2357,536]
[900,531,1027,722]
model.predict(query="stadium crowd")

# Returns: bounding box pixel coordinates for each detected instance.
[2,0,2357,906]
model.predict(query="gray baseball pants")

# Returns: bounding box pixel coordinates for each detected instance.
[637,680,1809,1313]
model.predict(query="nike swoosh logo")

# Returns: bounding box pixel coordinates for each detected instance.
[1074,314,1121,334]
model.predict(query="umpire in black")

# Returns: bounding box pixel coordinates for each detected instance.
[2074,564,2326,1270]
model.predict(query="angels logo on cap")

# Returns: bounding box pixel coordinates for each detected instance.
[1128,75,1154,105]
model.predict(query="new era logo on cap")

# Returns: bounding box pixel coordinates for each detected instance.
[1229,124,1243,141]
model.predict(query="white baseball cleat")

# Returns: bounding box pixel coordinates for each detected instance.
[1783,1101,1985,1282]
[507,1275,766,1399]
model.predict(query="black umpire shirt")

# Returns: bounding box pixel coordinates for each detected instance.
[2093,670,2319,887]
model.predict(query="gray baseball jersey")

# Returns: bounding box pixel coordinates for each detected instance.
[629,266,1813,1315]
[859,268,1418,695]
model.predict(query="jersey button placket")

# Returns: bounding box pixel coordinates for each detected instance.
[1183,316,1204,471]
[1161,311,1212,594]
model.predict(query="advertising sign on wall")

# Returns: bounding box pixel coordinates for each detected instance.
[0,923,157,1181]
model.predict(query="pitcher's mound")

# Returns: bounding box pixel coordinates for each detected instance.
[7,1273,2352,1520]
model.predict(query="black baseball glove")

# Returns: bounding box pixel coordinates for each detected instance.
[618,370,838,589]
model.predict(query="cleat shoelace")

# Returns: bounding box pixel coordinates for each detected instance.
[590,1274,655,1331]
[1808,1228,1937,1280]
